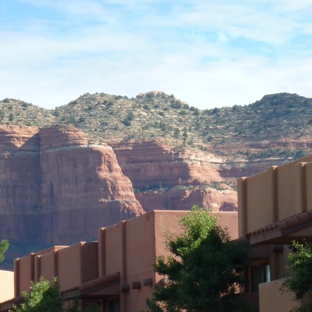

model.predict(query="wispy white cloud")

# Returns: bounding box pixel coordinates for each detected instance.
[0,0,312,109]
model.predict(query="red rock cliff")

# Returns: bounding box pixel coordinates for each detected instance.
[108,140,238,212]
[0,125,144,245]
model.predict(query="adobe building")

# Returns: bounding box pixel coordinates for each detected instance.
[0,210,238,312]
[238,154,312,311]
[0,271,14,303]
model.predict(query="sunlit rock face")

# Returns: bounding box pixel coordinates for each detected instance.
[109,139,238,212]
[0,125,144,245]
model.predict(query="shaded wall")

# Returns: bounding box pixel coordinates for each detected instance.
[259,279,299,312]
[12,210,238,312]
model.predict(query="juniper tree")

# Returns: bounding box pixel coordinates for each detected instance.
[146,206,251,312]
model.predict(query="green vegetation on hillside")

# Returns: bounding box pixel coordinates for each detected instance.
[1,92,312,157]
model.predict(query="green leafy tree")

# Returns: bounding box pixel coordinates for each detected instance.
[0,239,9,262]
[146,206,251,312]
[10,277,99,312]
[281,240,312,312]
[11,277,62,312]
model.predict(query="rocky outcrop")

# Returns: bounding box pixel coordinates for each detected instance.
[135,186,237,212]
[109,140,227,186]
[2,126,308,255]
[109,140,238,211]
[109,140,190,187]
[109,139,304,212]
[0,125,144,245]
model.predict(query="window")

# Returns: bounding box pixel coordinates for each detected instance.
[108,299,120,312]
[251,263,270,292]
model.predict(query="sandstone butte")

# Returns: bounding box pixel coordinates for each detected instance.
[0,125,292,252]
[0,125,144,246]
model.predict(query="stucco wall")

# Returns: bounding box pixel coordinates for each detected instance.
[17,254,34,295]
[0,270,14,302]
[104,222,123,277]
[259,279,299,312]
[40,250,57,282]
[10,210,238,312]
[58,242,98,291]
[125,213,155,311]
[98,210,238,311]
[238,154,312,236]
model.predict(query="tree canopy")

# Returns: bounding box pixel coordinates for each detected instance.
[11,277,62,312]
[146,206,251,312]
[281,240,312,312]
[0,239,9,262]
[10,277,99,312]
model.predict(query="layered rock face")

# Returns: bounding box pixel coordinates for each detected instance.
[109,139,298,212]
[0,126,42,242]
[135,187,237,212]
[109,140,238,212]
[109,140,190,187]
[0,126,144,245]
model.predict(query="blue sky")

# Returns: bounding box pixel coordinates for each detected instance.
[1,0,312,109]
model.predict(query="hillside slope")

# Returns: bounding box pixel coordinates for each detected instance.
[2,92,312,156]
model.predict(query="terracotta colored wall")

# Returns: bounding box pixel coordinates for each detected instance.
[277,162,299,220]
[125,213,159,311]
[39,246,68,282]
[99,213,157,312]
[259,279,299,312]
[305,162,312,211]
[17,254,34,295]
[81,243,98,284]
[126,213,155,279]
[216,212,238,239]
[0,270,14,302]
[154,211,238,285]
[104,223,123,277]
[10,210,238,312]
[40,251,57,282]
[239,154,312,235]
[57,242,98,291]
[55,244,81,291]
[248,168,276,233]
[98,210,238,311]
[154,211,187,288]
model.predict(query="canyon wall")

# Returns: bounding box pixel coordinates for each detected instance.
[0,126,298,260]
[109,139,295,213]
[109,140,239,212]
[0,127,292,249]
[0,126,144,245]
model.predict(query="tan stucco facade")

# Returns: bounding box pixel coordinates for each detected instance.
[238,154,312,237]
[239,154,312,312]
[0,270,14,302]
[0,210,238,312]
[259,279,299,312]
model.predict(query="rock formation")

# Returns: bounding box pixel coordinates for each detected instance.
[0,125,144,245]
[108,140,238,212]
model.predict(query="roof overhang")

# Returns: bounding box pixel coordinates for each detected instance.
[62,272,120,300]
[247,218,312,245]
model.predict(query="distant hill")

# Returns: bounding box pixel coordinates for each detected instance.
[1,91,312,159]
